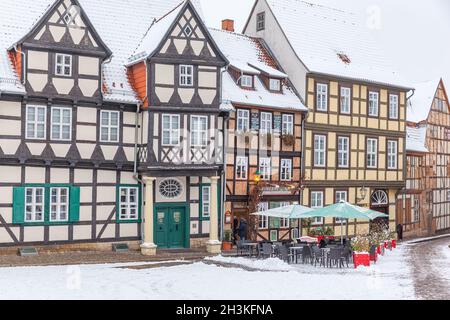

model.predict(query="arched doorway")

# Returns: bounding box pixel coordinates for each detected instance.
[370,190,389,230]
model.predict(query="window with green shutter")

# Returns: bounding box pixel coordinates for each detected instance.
[12,185,80,225]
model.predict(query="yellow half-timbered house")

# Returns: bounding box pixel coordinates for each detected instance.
[244,0,412,236]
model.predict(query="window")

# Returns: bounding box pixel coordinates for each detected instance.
[280,159,292,181]
[282,114,294,135]
[259,157,271,181]
[335,191,348,223]
[258,202,268,229]
[25,187,45,222]
[366,138,378,168]
[236,156,248,180]
[236,109,250,132]
[340,87,351,114]
[202,186,211,218]
[51,107,72,141]
[50,187,69,222]
[337,136,349,168]
[100,110,120,142]
[389,94,399,119]
[256,12,265,31]
[412,198,420,223]
[119,187,139,221]
[314,134,326,167]
[159,179,183,199]
[436,98,444,111]
[55,53,72,77]
[26,105,46,139]
[368,91,379,116]
[269,230,278,241]
[316,83,328,111]
[241,75,253,88]
[260,112,272,134]
[190,115,208,146]
[269,78,281,91]
[387,140,398,169]
[179,65,194,86]
[311,191,324,225]
[162,114,180,146]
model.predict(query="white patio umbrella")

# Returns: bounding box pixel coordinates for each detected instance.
[250,204,315,219]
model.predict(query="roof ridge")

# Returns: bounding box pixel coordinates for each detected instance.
[279,0,354,16]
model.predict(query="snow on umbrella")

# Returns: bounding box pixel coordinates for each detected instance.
[250,204,315,219]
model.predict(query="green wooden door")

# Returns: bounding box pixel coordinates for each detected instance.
[154,206,186,249]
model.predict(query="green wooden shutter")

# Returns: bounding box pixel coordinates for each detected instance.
[12,187,25,224]
[69,186,80,222]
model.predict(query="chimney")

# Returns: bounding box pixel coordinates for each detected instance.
[221,19,235,32]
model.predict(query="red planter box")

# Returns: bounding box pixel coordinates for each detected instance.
[391,240,397,249]
[376,245,381,255]
[353,252,370,268]
[384,241,389,249]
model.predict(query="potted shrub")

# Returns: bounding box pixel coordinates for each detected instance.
[282,134,295,146]
[351,236,371,268]
[222,230,233,251]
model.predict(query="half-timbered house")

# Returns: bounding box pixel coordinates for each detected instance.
[209,23,307,242]
[397,79,450,238]
[243,0,412,236]
[0,0,228,255]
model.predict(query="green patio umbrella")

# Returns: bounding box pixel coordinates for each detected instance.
[296,201,389,244]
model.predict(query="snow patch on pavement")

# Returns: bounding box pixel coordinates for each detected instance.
[205,256,293,271]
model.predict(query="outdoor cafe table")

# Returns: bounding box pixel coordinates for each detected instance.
[240,242,259,257]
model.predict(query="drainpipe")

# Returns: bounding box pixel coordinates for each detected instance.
[299,111,309,237]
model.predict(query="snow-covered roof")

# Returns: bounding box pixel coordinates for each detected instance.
[248,61,287,78]
[209,28,307,112]
[0,0,202,104]
[406,125,428,153]
[263,0,411,89]
[407,79,441,123]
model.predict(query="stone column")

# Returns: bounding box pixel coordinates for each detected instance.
[141,177,157,256]
[207,176,222,254]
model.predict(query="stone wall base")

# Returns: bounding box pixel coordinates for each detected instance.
[190,238,209,249]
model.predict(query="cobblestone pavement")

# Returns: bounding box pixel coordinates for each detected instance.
[407,237,450,300]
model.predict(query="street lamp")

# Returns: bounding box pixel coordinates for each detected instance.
[254,170,261,183]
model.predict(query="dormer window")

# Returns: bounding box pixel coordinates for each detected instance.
[55,53,72,77]
[269,78,281,91]
[241,75,253,88]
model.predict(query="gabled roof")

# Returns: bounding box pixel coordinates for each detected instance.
[249,0,411,90]
[0,0,202,103]
[209,28,307,112]
[407,78,442,123]
[406,125,428,153]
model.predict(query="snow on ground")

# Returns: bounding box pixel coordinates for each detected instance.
[0,245,414,300]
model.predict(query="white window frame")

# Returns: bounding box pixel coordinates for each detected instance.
[256,12,265,31]
[340,87,351,114]
[387,140,398,169]
[258,202,269,229]
[162,114,180,146]
[367,138,378,168]
[412,197,420,223]
[337,136,350,168]
[241,75,253,88]
[55,53,72,77]
[314,134,326,167]
[280,159,292,181]
[236,109,250,132]
[282,114,294,135]
[236,156,248,180]
[100,110,120,143]
[269,78,281,91]
[26,105,47,140]
[25,187,45,223]
[190,115,208,146]
[335,191,348,223]
[119,187,139,221]
[202,186,211,218]
[260,112,272,134]
[316,83,328,111]
[389,94,399,119]
[50,187,69,222]
[259,157,271,181]
[311,191,324,225]
[51,107,72,141]
[179,65,194,87]
[368,91,379,117]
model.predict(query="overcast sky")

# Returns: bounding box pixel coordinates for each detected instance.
[200,0,450,87]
